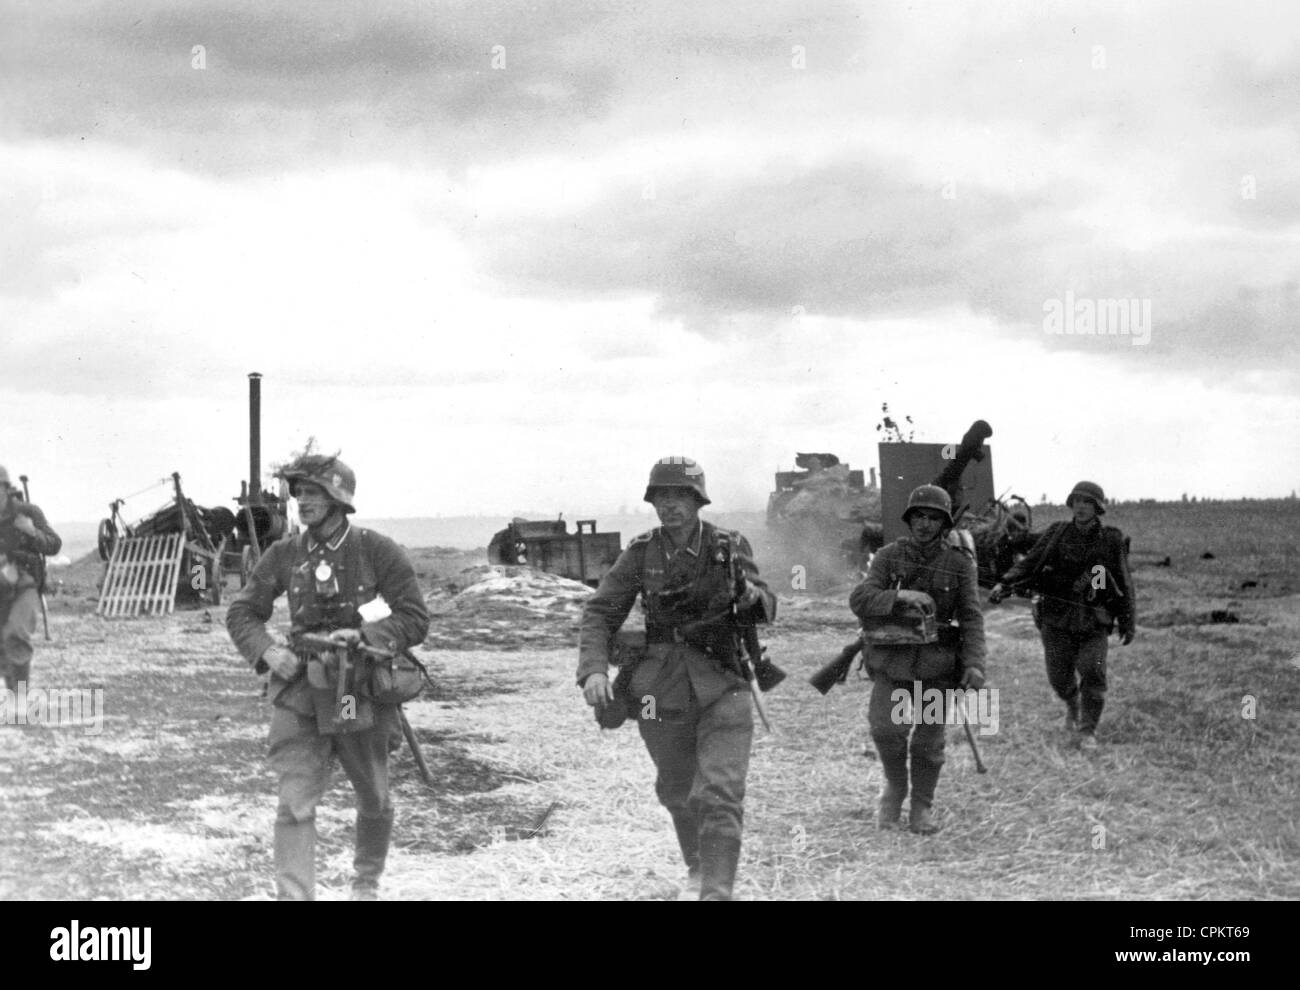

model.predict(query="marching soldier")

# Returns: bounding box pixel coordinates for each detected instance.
[226,454,429,900]
[989,481,1135,751]
[0,466,61,691]
[577,457,776,901]
[849,485,986,834]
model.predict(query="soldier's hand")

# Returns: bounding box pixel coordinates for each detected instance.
[960,667,986,690]
[327,628,362,647]
[988,583,1007,604]
[738,579,765,610]
[12,514,37,538]
[583,673,613,708]
[1119,628,1135,646]
[263,646,303,680]
[894,589,932,612]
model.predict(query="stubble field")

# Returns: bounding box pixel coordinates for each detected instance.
[1,500,1297,900]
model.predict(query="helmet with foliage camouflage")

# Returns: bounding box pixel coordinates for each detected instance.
[278,454,356,513]
[643,456,710,506]
[902,484,953,527]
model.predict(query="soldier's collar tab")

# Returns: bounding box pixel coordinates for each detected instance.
[307,522,351,553]
[659,519,703,557]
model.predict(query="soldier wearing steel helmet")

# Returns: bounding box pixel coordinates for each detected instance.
[849,484,986,834]
[0,465,61,692]
[226,454,429,900]
[577,457,776,900]
[989,481,1135,752]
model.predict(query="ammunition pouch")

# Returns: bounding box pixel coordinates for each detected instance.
[362,650,429,706]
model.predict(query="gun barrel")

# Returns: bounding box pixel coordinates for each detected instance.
[294,632,392,660]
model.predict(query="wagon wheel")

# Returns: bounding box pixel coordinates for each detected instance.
[97,518,117,561]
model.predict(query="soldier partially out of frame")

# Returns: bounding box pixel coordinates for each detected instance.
[0,466,60,692]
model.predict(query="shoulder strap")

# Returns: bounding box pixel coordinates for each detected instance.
[627,529,656,547]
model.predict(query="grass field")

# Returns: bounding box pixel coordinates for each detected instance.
[1,500,1297,900]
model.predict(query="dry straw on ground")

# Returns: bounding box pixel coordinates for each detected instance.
[3,502,1298,900]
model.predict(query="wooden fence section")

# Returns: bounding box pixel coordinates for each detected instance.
[97,533,186,618]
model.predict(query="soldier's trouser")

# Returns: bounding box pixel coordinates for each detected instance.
[268,705,397,901]
[0,588,40,688]
[636,687,753,851]
[868,677,949,807]
[1040,626,1108,733]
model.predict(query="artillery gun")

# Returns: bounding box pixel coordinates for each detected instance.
[769,421,1037,586]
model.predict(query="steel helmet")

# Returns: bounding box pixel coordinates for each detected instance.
[1066,480,1106,514]
[643,456,710,505]
[278,454,357,513]
[902,484,953,527]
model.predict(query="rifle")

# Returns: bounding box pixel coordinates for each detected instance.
[810,636,864,695]
[17,476,50,641]
[720,535,785,732]
[292,631,434,786]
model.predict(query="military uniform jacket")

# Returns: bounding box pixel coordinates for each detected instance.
[226,524,430,717]
[849,535,986,682]
[1000,520,1135,634]
[576,521,776,712]
[0,501,61,593]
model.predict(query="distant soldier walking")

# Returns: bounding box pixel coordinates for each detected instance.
[226,455,429,900]
[577,457,776,901]
[849,485,986,834]
[0,466,61,691]
[989,481,1135,751]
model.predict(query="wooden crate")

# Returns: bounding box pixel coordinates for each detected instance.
[97,533,186,618]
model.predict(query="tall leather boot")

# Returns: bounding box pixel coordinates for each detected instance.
[908,757,943,835]
[671,811,700,872]
[698,833,741,901]
[274,821,317,901]
[351,813,393,900]
[873,736,909,829]
[671,811,701,900]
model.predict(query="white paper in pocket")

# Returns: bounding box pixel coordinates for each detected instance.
[357,597,392,623]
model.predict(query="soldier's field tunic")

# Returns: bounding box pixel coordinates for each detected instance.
[998,518,1135,734]
[577,521,775,860]
[0,498,60,689]
[850,534,986,808]
[227,523,429,900]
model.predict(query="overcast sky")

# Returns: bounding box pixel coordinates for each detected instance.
[2,0,1298,524]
